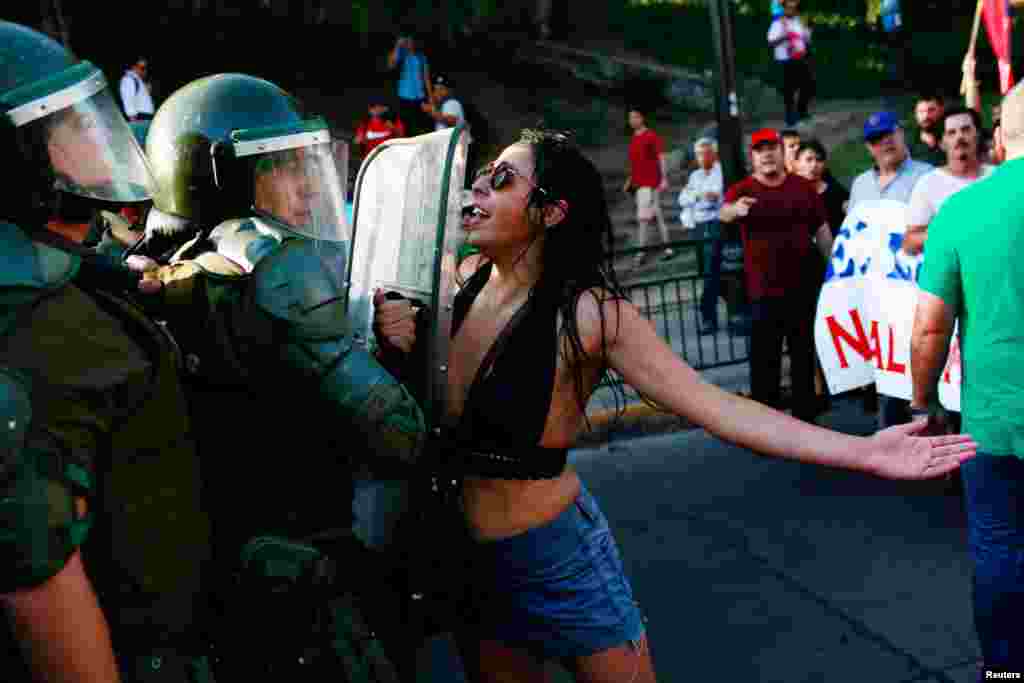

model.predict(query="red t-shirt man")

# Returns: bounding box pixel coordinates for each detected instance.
[628,128,665,188]
[719,127,832,422]
[625,110,673,263]
[723,171,827,300]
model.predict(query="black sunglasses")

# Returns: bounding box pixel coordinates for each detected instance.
[475,161,548,200]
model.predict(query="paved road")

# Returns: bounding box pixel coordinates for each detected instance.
[421,395,982,682]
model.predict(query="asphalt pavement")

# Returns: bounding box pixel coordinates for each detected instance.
[420,394,983,682]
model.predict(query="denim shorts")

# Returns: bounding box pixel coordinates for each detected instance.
[466,483,645,659]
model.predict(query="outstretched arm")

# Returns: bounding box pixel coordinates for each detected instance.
[595,296,975,479]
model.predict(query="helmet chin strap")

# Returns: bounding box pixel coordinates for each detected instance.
[251,207,307,242]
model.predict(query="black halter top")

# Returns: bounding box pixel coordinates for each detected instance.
[448,263,568,479]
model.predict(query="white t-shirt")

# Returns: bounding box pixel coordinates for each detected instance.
[119,70,154,119]
[767,16,811,62]
[906,165,994,227]
[435,98,465,131]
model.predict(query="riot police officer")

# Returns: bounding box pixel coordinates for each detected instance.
[126,73,425,679]
[0,20,210,682]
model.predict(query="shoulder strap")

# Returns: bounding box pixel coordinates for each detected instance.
[454,288,535,439]
[451,262,491,337]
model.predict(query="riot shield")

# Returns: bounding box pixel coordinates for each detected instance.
[347,125,468,436]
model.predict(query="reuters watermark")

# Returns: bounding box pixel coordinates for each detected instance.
[984,672,1022,680]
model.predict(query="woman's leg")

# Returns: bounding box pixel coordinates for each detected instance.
[462,487,651,683]
[459,636,552,683]
[568,634,657,683]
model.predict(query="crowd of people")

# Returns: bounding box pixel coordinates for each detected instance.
[670,77,1015,683]
[0,12,1012,683]
[632,84,1003,420]
[629,26,1016,674]
[355,35,469,159]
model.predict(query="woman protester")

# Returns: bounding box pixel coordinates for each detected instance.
[374,129,975,682]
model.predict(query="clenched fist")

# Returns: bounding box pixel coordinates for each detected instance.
[373,289,418,354]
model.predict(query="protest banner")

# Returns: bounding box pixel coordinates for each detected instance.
[814,199,961,410]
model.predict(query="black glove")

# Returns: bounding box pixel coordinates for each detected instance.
[75,255,143,294]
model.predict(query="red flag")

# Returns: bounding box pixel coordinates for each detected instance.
[983,0,1015,93]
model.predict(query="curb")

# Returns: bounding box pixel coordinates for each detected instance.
[578,399,702,447]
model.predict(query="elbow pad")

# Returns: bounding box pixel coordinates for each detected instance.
[282,336,426,473]
[246,241,426,473]
[0,369,92,594]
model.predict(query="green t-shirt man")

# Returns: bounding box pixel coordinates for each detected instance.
[918,157,1024,457]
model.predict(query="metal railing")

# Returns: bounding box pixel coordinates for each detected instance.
[601,236,751,387]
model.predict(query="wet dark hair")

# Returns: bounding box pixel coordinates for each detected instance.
[525,129,629,416]
[780,128,801,142]
[468,129,629,418]
[796,138,827,161]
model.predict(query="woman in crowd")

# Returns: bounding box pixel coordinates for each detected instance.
[795,138,849,234]
[376,129,975,682]
[794,138,847,413]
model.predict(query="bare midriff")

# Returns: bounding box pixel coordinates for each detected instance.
[461,468,581,541]
[450,364,597,541]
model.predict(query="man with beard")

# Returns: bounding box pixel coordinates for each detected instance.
[910,93,947,166]
[719,128,832,421]
[903,106,993,256]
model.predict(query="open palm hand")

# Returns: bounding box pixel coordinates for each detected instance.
[867,418,977,480]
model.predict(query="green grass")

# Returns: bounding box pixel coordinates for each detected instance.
[827,137,873,189]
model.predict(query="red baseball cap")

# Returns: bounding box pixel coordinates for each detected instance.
[750,128,781,149]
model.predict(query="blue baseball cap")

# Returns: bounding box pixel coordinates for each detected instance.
[863,111,900,142]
